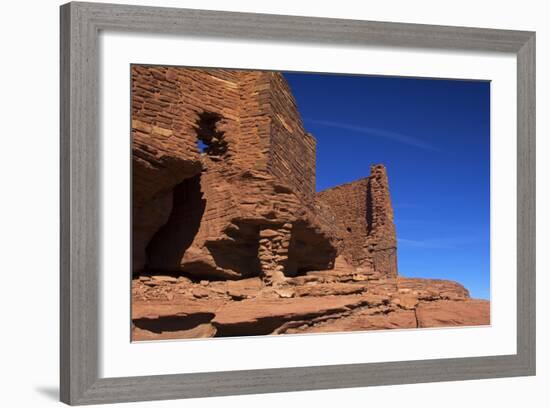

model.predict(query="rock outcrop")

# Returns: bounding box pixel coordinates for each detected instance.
[131,66,489,341]
[131,267,489,340]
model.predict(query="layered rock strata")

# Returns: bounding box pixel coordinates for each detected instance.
[132,264,489,340]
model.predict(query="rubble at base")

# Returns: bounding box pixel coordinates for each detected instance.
[132,257,489,341]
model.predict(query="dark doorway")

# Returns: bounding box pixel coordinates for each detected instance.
[146,174,206,272]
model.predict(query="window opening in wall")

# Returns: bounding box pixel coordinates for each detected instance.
[196,139,208,153]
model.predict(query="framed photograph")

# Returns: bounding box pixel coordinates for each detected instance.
[60,2,535,405]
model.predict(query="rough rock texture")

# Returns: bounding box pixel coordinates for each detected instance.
[131,264,489,340]
[131,66,490,340]
[316,165,398,277]
[132,66,336,279]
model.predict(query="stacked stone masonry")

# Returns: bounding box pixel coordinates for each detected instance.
[132,66,338,279]
[132,66,396,281]
[316,165,398,278]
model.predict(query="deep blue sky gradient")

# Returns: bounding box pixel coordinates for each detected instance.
[284,72,490,300]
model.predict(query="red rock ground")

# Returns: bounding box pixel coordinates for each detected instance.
[132,257,489,341]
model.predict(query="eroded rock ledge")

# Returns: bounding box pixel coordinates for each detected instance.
[132,257,489,341]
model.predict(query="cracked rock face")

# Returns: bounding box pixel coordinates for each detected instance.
[131,66,490,340]
[132,261,489,340]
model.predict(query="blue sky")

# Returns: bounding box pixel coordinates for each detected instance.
[284,72,490,300]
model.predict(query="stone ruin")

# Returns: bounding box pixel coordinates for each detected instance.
[131,66,489,340]
[132,65,396,285]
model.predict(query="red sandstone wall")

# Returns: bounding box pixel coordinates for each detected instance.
[316,165,398,278]
[132,66,395,282]
[266,73,317,199]
[226,71,272,174]
[131,67,272,272]
[132,66,244,272]
[132,66,317,200]
[366,165,398,278]
[132,66,336,279]
[132,67,271,195]
[316,178,371,267]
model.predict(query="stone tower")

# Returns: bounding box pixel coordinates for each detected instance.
[316,164,398,278]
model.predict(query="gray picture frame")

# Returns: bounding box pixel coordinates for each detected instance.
[60,1,536,405]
